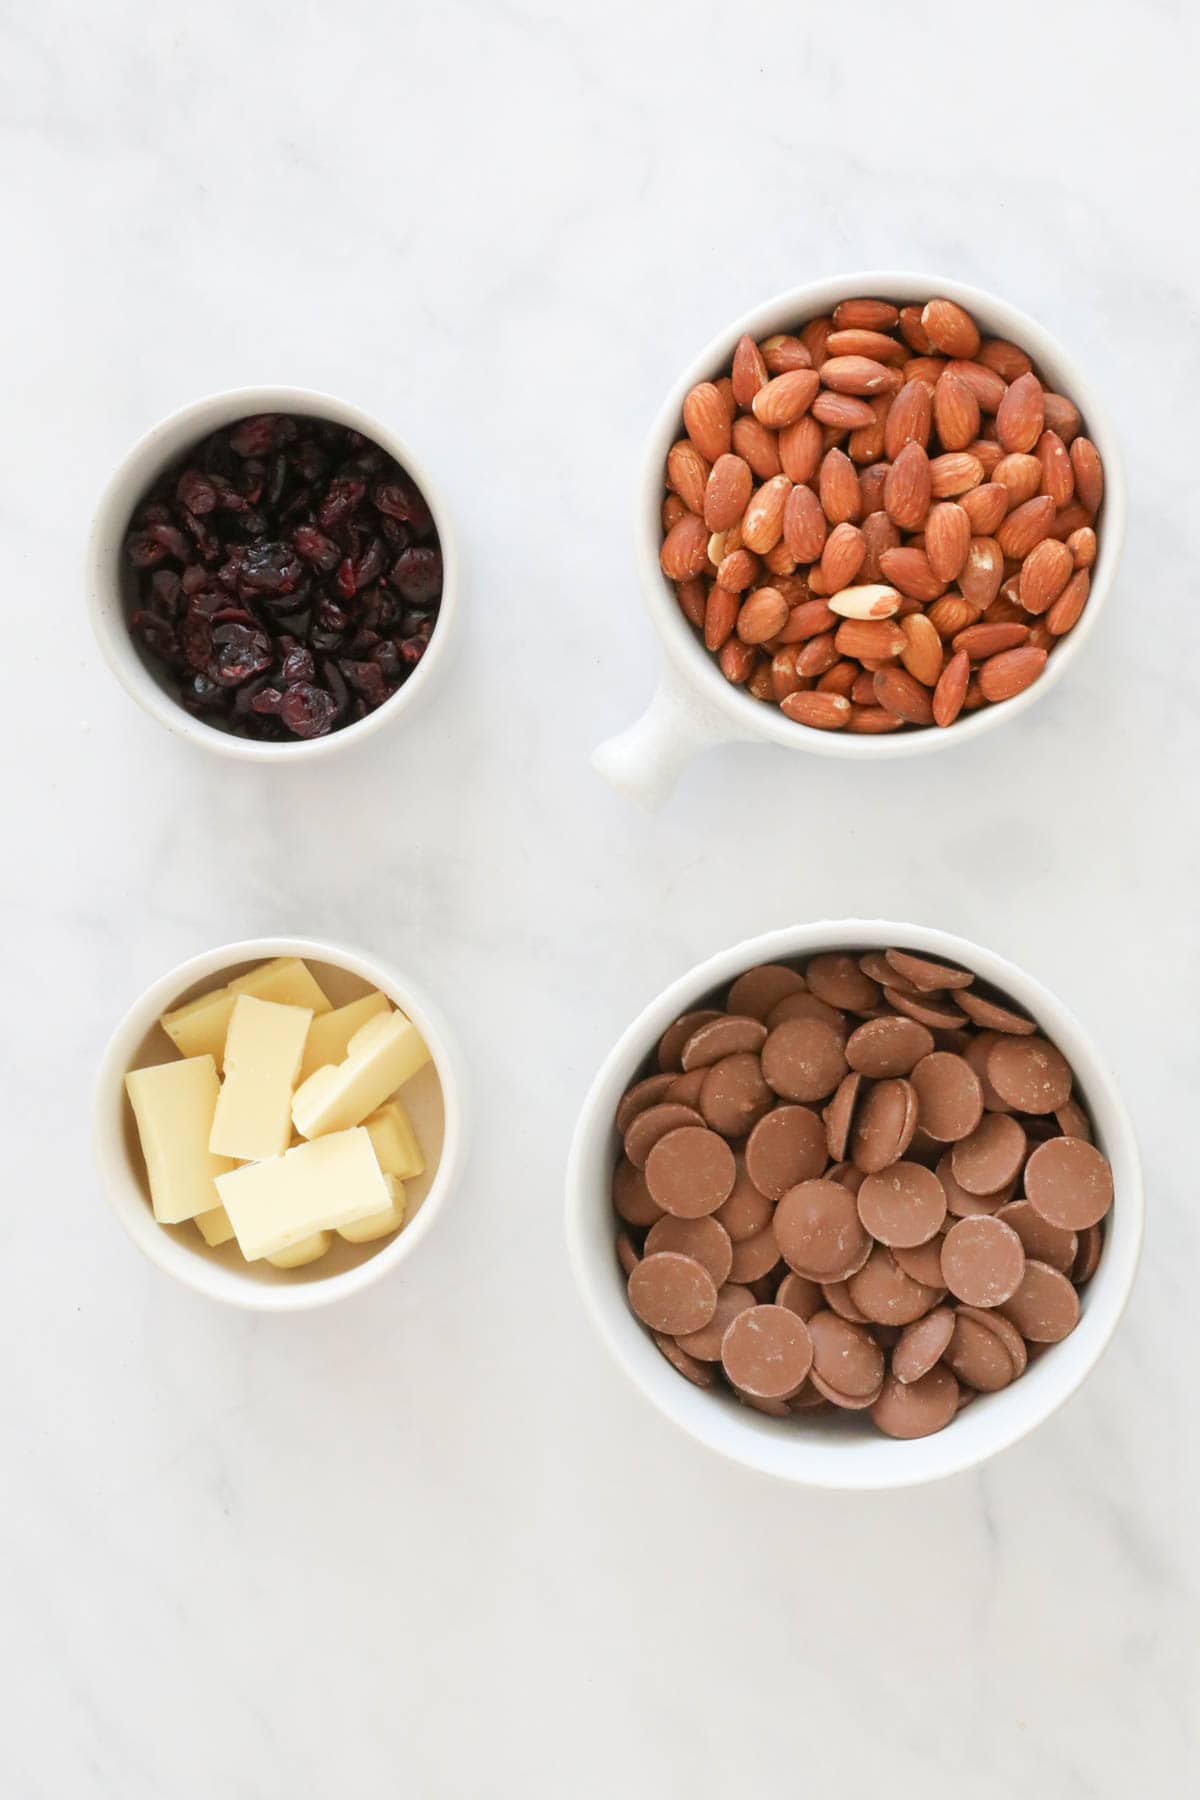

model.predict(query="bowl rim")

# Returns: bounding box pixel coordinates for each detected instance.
[565,918,1143,1488]
[94,935,467,1311]
[636,269,1126,760]
[85,384,458,763]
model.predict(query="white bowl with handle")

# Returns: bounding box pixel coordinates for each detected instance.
[591,273,1125,808]
[565,919,1142,1488]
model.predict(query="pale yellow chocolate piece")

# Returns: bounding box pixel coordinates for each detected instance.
[364,1099,425,1180]
[266,1230,332,1269]
[338,1174,407,1244]
[298,990,390,1081]
[160,957,331,1067]
[124,1056,236,1224]
[194,1204,237,1248]
[292,1010,431,1140]
[209,995,312,1162]
[215,1127,391,1261]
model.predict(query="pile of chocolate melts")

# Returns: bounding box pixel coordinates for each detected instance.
[124,414,442,740]
[612,948,1113,1439]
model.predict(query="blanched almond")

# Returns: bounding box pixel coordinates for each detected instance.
[828,582,902,620]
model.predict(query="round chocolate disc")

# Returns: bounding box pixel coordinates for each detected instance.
[645,1213,734,1286]
[946,1308,1022,1390]
[910,1052,984,1142]
[871,1365,960,1438]
[845,1014,935,1079]
[615,1231,640,1278]
[644,1125,736,1219]
[822,1278,869,1323]
[892,1305,955,1384]
[675,1282,756,1360]
[999,1258,1082,1342]
[653,1332,714,1387]
[891,1236,945,1286]
[951,1113,1027,1195]
[848,1244,943,1325]
[727,964,807,1021]
[964,1031,1012,1111]
[1073,1225,1103,1284]
[1024,1135,1114,1230]
[805,952,881,1012]
[885,987,968,1030]
[616,1073,676,1135]
[612,1157,664,1227]
[715,1159,774,1241]
[761,1017,849,1103]
[657,1010,722,1071]
[823,1072,862,1161]
[699,1053,775,1137]
[937,1150,1012,1219]
[624,1102,705,1168]
[996,1199,1077,1275]
[775,1272,824,1320]
[727,1222,782,1284]
[681,1014,768,1070]
[765,992,848,1037]
[720,1304,813,1400]
[807,1309,885,1407]
[884,948,974,992]
[666,1068,707,1107]
[850,1078,918,1173]
[987,1035,1073,1114]
[745,1104,827,1199]
[941,1215,1026,1307]
[957,988,1037,1034]
[857,1161,947,1248]
[774,1179,872,1282]
[628,1252,718,1335]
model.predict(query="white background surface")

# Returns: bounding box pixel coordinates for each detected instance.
[2,2,1196,1794]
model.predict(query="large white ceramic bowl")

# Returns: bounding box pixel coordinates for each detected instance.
[95,937,466,1311]
[592,272,1126,807]
[565,920,1142,1488]
[87,386,458,762]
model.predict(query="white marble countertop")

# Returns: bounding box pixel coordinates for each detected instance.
[3,2,1197,1793]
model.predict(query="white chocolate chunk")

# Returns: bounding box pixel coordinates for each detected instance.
[216,1128,391,1261]
[266,1231,332,1269]
[125,1056,237,1224]
[230,957,332,1014]
[209,995,312,1162]
[194,1204,237,1247]
[298,990,390,1081]
[161,957,331,1067]
[338,1174,407,1244]
[364,1099,425,1180]
[292,1010,431,1140]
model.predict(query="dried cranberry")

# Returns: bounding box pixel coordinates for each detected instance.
[181,612,214,672]
[398,635,427,668]
[240,541,302,595]
[126,531,169,568]
[335,557,357,601]
[250,686,285,714]
[340,659,387,708]
[371,641,401,680]
[281,646,315,685]
[375,478,432,535]
[292,525,340,572]
[229,414,296,457]
[130,611,179,662]
[317,477,367,531]
[210,623,273,687]
[176,470,216,515]
[392,546,443,604]
[354,536,386,590]
[280,682,337,738]
[148,569,183,616]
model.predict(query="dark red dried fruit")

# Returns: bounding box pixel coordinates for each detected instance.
[392,546,443,604]
[280,682,338,738]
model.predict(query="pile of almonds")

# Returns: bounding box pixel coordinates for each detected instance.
[660,296,1104,732]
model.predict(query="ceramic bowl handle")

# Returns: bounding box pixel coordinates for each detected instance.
[590,665,744,809]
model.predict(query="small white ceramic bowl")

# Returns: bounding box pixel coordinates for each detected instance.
[592,272,1126,808]
[566,920,1142,1488]
[87,386,458,762]
[95,937,466,1311]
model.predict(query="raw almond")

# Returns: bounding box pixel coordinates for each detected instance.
[929,452,984,497]
[716,547,759,592]
[703,583,739,650]
[859,462,889,513]
[1046,568,1091,635]
[851,669,879,704]
[969,439,1004,477]
[819,448,862,524]
[1019,538,1074,615]
[960,482,1008,536]
[885,381,933,459]
[832,298,899,332]
[675,577,707,630]
[996,371,1045,454]
[731,415,782,480]
[899,611,944,686]
[741,474,792,553]
[659,512,710,580]
[933,371,980,451]
[1067,526,1096,570]
[898,305,933,352]
[731,334,769,408]
[993,453,1043,508]
[666,440,709,514]
[903,356,946,390]
[862,509,901,580]
[978,339,1032,382]
[736,586,789,644]
[718,638,756,683]
[702,454,752,531]
[884,442,932,530]
[921,298,981,359]
[821,522,867,591]
[777,597,838,642]
[957,536,1005,608]
[752,369,820,428]
[760,334,812,374]
[800,317,833,365]
[828,582,901,620]
[715,378,737,419]
[1070,438,1104,514]
[932,649,970,726]
[763,539,797,576]
[878,546,945,602]
[1036,430,1074,509]
[778,415,823,484]
[944,358,1008,413]
[812,391,877,430]
[820,355,897,396]
[782,485,827,563]
[848,396,891,464]
[924,502,971,581]
[770,646,803,701]
[1043,392,1082,444]
[825,328,907,365]
[683,382,730,461]
[747,659,775,701]
[780,689,852,729]
[977,645,1048,702]
[873,665,935,724]
[794,631,839,677]
[996,494,1055,560]
[953,622,1030,658]
[1049,500,1094,542]
[662,493,687,532]
[834,617,907,661]
[819,660,859,698]
[847,706,904,734]
[928,593,981,639]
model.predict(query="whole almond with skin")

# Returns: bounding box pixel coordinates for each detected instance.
[732,415,782,480]
[771,573,811,606]
[834,617,907,661]
[944,359,1008,413]
[794,631,839,677]
[958,536,1005,607]
[660,513,710,580]
[675,577,707,630]
[991,586,1025,619]
[1070,438,1104,513]
[1067,526,1096,569]
[781,689,852,729]
[874,665,935,724]
[1029,621,1055,652]
[763,538,797,576]
[731,334,769,408]
[963,675,987,710]
[885,381,932,459]
[851,669,879,704]
[899,611,944,686]
[1043,392,1081,443]
[1036,430,1074,509]
[933,371,980,451]
[929,452,983,497]
[978,339,1032,382]
[847,706,904,734]
[760,334,812,374]
[858,463,889,513]
[683,383,730,461]
[819,660,859,698]
[662,493,686,532]
[736,586,789,644]
[898,305,933,353]
[961,482,1009,535]
[879,545,945,602]
[770,646,803,701]
[903,356,946,390]
[1049,500,1093,542]
[978,645,1047,702]
[783,484,827,563]
[921,298,981,359]
[862,509,901,580]
[813,391,877,430]
[819,448,862,524]
[932,648,970,726]
[703,453,752,531]
[953,622,1030,658]
[718,638,756,684]
[821,522,867,591]
[753,369,820,428]
[741,474,792,553]
[704,584,739,650]
[825,328,907,364]
[716,547,758,592]
[1046,568,1090,635]
[928,593,981,639]
[778,415,823,484]
[820,355,897,396]
[969,439,1004,477]
[666,440,709,514]
[1019,537,1074,615]
[777,597,837,642]
[924,502,972,582]
[884,442,932,531]
[716,378,737,418]
[994,453,1043,507]
[832,298,899,332]
[848,396,890,464]
[828,582,901,620]
[996,372,1045,454]
[747,660,775,702]
[997,494,1055,559]
[800,317,833,365]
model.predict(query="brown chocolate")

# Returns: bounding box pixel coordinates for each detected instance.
[681,1014,768,1069]
[951,1113,1027,1194]
[616,1073,676,1135]
[941,1215,1026,1307]
[805,952,881,1012]
[657,1010,722,1072]
[996,1199,1077,1275]
[676,1282,756,1360]
[721,1304,813,1400]
[699,1054,774,1136]
[999,1258,1082,1342]
[1024,1135,1114,1230]
[808,1310,885,1408]
[715,1159,774,1240]
[745,1104,827,1199]
[628,1252,719,1335]
[848,1244,943,1325]
[774,1178,872,1282]
[872,1366,960,1436]
[761,1017,849,1103]
[892,1306,955,1383]
[845,1014,935,1078]
[624,1102,705,1168]
[987,1035,1073,1113]
[653,1332,715,1388]
[644,1125,736,1218]
[645,1213,734,1286]
[884,948,974,992]
[857,1160,947,1247]
[823,1072,862,1160]
[909,1051,984,1142]
[851,1077,918,1172]
[726,964,807,1021]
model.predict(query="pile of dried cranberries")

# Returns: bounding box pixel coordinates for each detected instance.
[124,414,442,740]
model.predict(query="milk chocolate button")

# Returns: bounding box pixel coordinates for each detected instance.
[996,1200,1077,1274]
[681,1014,768,1070]
[616,1073,676,1134]
[845,1015,935,1078]
[965,1031,1012,1111]
[628,1252,718,1335]
[612,1158,664,1227]
[666,1068,707,1107]
[859,950,915,991]
[745,1104,827,1199]
[761,1018,848,1103]
[624,1102,705,1168]
[884,948,974,992]
[851,1077,918,1173]
[774,1179,872,1282]
[1073,1225,1102,1284]
[822,1279,869,1322]
[765,992,849,1037]
[807,1310,885,1408]
[848,1245,943,1325]
[823,1072,862,1161]
[951,1113,1027,1194]
[657,1010,722,1071]
[1056,1098,1092,1141]
[828,1160,866,1194]
[885,987,968,1030]
[721,1304,813,1400]
[957,988,1037,1035]
[645,1214,734,1286]
[1024,1136,1114,1230]
[857,1161,947,1247]
[699,1053,774,1137]
[891,1235,945,1286]
[910,1052,984,1142]
[615,1231,640,1277]
[727,963,807,1021]
[937,1150,1011,1218]
[892,1305,956,1384]
[1000,1258,1082,1341]
[728,1222,783,1283]
[946,1307,1024,1390]
[805,952,880,1012]
[653,1332,714,1388]
[715,1159,774,1240]
[987,1035,1073,1113]
[676,1282,756,1360]
[644,1126,736,1219]
[941,1215,1026,1307]
[871,1365,960,1438]
[776,1272,824,1320]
